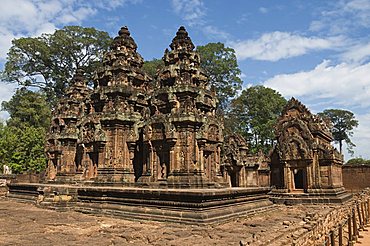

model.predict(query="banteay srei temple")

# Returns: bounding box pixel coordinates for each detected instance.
[45,26,270,189]
[3,26,358,233]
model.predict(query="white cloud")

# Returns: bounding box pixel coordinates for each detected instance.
[56,6,96,24]
[264,60,370,108]
[171,0,206,26]
[203,25,230,41]
[94,0,142,10]
[341,42,370,63]
[310,0,370,34]
[231,32,344,61]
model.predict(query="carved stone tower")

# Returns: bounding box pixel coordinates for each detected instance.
[139,26,224,187]
[87,26,151,182]
[45,69,91,181]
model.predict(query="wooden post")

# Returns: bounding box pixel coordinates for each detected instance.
[357,202,363,230]
[338,224,343,246]
[353,208,358,240]
[325,235,330,246]
[366,199,369,224]
[348,215,353,246]
[364,199,369,225]
[330,231,335,246]
[361,201,366,227]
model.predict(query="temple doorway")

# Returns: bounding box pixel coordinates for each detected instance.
[230,171,239,187]
[293,169,304,190]
[229,166,242,187]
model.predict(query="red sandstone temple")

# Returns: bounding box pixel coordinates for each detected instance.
[44,26,269,189]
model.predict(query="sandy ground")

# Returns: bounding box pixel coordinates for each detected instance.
[0,197,334,246]
[355,227,370,245]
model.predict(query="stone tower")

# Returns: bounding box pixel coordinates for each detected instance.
[139,26,224,187]
[45,69,91,181]
[84,26,151,182]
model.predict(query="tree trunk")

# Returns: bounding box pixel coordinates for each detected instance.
[339,140,342,154]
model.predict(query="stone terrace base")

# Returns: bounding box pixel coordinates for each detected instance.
[7,183,273,224]
[269,187,352,205]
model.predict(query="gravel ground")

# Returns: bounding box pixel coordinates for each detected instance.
[0,197,334,246]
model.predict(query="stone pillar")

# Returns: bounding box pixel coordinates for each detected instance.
[125,142,136,182]
[169,143,176,175]
[306,164,313,189]
[313,149,321,188]
[198,142,205,173]
[284,163,292,191]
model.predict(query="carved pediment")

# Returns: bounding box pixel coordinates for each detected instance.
[223,134,248,167]
[273,97,342,164]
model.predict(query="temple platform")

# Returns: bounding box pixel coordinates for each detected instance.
[269,187,353,205]
[6,183,274,224]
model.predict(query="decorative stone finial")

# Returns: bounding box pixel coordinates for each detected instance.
[112,25,137,50]
[170,26,195,51]
[72,68,86,86]
[118,26,130,36]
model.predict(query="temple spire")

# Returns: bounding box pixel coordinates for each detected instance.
[170,26,195,51]
[111,26,138,50]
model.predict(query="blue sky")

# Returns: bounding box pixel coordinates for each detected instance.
[1,0,370,160]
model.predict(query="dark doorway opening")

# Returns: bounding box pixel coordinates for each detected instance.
[293,169,304,189]
[230,171,239,187]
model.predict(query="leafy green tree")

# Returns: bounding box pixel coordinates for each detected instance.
[2,87,51,129]
[346,157,370,166]
[197,43,243,110]
[0,126,47,173]
[0,89,50,173]
[318,109,359,155]
[2,26,112,103]
[0,122,18,172]
[229,85,287,154]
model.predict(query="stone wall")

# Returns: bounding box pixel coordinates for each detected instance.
[343,165,370,192]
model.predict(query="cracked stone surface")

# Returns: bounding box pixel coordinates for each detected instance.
[0,198,339,246]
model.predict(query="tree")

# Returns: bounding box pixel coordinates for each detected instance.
[0,126,47,173]
[346,157,370,166]
[318,109,359,155]
[197,43,243,110]
[2,26,112,104]
[2,87,51,129]
[0,89,50,173]
[229,85,287,154]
